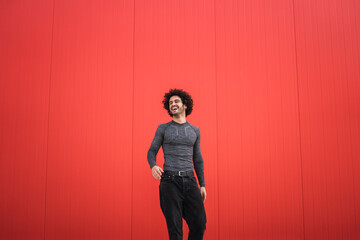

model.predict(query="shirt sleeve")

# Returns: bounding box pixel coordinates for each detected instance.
[147,125,164,169]
[193,128,205,187]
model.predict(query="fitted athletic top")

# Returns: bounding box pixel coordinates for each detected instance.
[147,120,205,187]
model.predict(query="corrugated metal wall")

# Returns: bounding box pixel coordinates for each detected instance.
[0,0,359,239]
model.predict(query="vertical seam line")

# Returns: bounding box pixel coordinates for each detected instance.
[291,0,306,239]
[131,0,136,239]
[44,0,56,239]
[213,0,220,239]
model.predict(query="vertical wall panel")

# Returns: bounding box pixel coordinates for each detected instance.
[215,0,303,239]
[44,0,134,239]
[131,1,172,238]
[132,0,217,239]
[347,0,360,235]
[0,1,54,239]
[294,0,360,239]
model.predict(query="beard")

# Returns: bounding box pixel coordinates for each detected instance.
[171,105,185,116]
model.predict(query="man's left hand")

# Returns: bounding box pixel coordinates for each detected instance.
[200,187,207,203]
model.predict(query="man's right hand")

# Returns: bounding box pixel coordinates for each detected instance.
[151,166,164,180]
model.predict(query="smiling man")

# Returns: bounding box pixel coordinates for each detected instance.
[147,88,207,240]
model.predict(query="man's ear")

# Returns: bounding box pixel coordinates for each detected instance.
[184,105,187,109]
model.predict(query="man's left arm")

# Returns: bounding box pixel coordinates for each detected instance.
[193,128,207,203]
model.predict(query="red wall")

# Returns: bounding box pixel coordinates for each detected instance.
[0,0,359,239]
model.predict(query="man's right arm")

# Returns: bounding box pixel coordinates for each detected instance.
[147,125,164,169]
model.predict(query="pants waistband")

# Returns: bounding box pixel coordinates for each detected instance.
[163,170,194,177]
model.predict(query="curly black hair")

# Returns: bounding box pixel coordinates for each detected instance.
[162,88,194,117]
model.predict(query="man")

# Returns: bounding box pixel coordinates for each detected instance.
[147,88,207,240]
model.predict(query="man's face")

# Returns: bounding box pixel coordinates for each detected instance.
[169,95,187,116]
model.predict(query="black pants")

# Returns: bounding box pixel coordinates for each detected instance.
[159,174,207,240]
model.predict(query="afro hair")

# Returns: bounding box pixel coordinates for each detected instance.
[162,88,194,117]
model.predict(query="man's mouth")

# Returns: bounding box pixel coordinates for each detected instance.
[172,107,178,111]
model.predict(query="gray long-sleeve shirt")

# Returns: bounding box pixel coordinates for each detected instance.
[147,120,205,187]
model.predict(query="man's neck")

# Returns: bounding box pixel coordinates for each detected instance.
[172,115,187,124]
